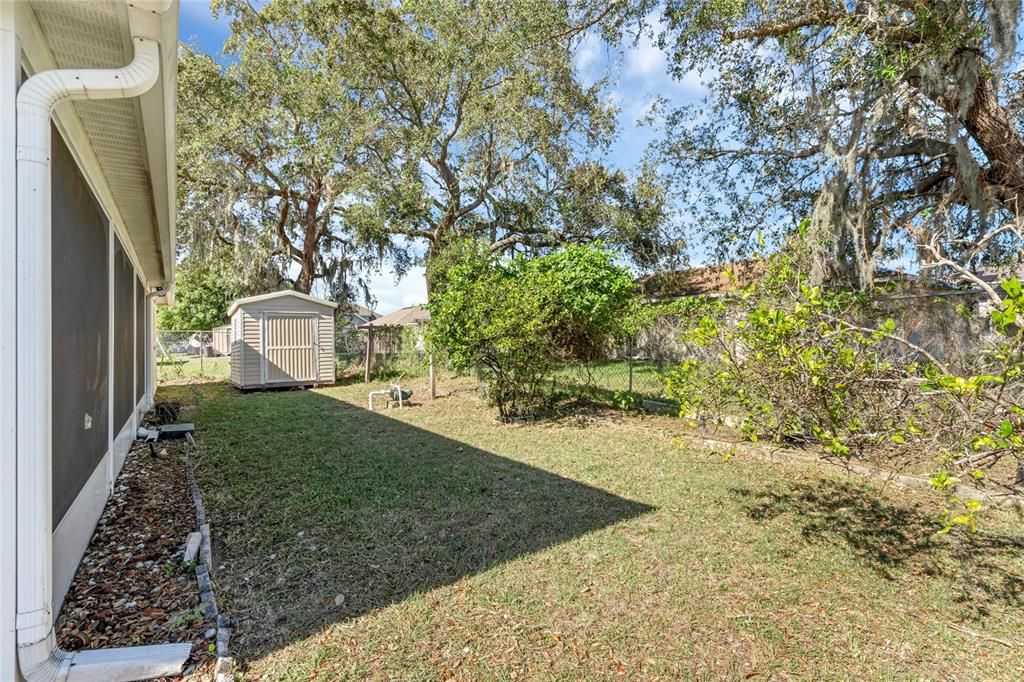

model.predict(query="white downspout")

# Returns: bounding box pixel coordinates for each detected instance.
[16,37,190,681]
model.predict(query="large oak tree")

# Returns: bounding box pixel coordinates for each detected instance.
[649,0,1024,293]
[177,10,384,298]
[177,0,676,301]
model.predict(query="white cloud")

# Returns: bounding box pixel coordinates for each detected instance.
[625,31,666,78]
[574,31,602,78]
[365,266,427,314]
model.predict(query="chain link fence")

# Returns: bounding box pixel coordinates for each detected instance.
[553,314,687,406]
[155,313,686,398]
[157,325,437,386]
[156,329,231,384]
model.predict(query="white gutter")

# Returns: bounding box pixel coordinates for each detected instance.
[16,36,190,681]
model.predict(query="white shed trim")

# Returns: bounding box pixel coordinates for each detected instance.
[227,289,339,318]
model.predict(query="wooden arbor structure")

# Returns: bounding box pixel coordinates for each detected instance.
[357,305,435,398]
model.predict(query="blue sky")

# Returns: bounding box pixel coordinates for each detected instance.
[178,1,703,313]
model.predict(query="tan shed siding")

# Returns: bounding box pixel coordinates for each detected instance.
[242,310,262,385]
[212,325,231,356]
[263,313,317,383]
[249,298,330,315]
[318,312,335,383]
[229,296,337,387]
[229,313,242,386]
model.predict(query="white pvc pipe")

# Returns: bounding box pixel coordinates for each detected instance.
[16,36,189,681]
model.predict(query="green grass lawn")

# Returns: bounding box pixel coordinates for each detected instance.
[157,355,231,383]
[159,379,1024,680]
[553,360,668,400]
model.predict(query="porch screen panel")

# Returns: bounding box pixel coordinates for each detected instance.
[113,237,134,428]
[51,125,109,525]
[136,277,145,401]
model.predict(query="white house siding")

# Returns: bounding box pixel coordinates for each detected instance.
[2,2,179,677]
[49,125,155,614]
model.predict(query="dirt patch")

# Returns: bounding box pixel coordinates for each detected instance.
[55,438,216,678]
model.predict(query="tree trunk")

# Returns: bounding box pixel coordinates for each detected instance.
[929,67,1024,206]
[294,219,319,294]
[295,252,315,293]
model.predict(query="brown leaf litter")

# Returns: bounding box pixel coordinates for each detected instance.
[55,435,216,679]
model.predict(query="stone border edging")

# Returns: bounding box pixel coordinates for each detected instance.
[185,456,235,682]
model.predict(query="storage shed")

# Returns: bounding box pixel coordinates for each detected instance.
[211,323,232,356]
[227,291,338,389]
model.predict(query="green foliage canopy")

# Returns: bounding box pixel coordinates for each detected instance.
[429,242,636,418]
[301,0,676,271]
[177,4,387,299]
[660,253,1024,532]
[176,0,678,303]
[156,258,241,330]
[646,0,1024,288]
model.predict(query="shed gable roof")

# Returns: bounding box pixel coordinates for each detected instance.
[227,290,339,317]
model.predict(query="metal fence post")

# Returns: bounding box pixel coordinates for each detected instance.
[628,336,634,393]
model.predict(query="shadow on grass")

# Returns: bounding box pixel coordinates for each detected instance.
[732,479,1024,615]
[186,386,652,660]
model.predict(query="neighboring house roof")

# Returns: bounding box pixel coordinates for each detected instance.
[974,263,1024,285]
[639,261,962,300]
[638,261,765,299]
[227,290,340,317]
[358,304,430,329]
[340,302,377,319]
[21,0,178,291]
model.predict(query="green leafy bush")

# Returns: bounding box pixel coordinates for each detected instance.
[157,256,241,330]
[428,242,635,420]
[663,255,1024,528]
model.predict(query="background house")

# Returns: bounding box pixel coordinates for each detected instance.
[358,304,431,381]
[341,302,379,327]
[335,301,379,358]
[1,1,188,678]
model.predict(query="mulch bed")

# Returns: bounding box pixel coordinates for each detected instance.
[55,435,216,678]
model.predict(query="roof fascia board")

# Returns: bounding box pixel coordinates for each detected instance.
[15,0,165,289]
[128,0,177,290]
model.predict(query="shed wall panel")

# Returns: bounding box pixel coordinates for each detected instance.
[242,310,262,385]
[318,313,334,383]
[264,314,316,383]
[230,314,242,385]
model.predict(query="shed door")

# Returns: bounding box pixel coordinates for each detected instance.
[262,314,318,383]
